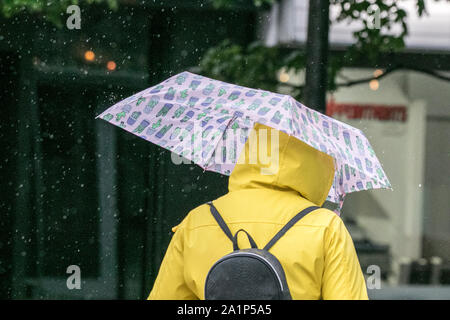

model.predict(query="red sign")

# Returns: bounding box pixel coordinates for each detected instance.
[326,101,407,122]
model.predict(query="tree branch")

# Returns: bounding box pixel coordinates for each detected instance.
[334,67,399,88]
[271,65,450,95]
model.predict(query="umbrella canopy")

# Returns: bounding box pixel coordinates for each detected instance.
[96,71,391,209]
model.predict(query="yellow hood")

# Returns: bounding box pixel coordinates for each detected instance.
[229,123,335,206]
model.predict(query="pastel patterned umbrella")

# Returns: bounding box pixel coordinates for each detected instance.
[96,71,391,211]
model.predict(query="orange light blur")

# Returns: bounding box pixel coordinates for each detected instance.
[279,71,290,83]
[107,61,117,71]
[369,79,379,91]
[373,69,383,78]
[84,50,95,61]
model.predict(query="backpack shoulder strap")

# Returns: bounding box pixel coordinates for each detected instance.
[207,201,233,242]
[263,206,320,251]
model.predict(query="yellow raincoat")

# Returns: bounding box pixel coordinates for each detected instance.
[148,123,368,300]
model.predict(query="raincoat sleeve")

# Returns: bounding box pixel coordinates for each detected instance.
[321,216,369,300]
[148,223,196,300]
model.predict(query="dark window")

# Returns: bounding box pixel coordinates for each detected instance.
[36,85,99,278]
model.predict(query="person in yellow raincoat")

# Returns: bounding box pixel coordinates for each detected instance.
[148,123,368,300]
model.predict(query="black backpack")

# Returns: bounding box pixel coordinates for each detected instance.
[204,202,319,300]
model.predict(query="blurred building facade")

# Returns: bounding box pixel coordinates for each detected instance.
[1,0,450,300]
[261,0,450,294]
[0,1,256,299]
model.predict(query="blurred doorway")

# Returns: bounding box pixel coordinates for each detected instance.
[12,65,147,299]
